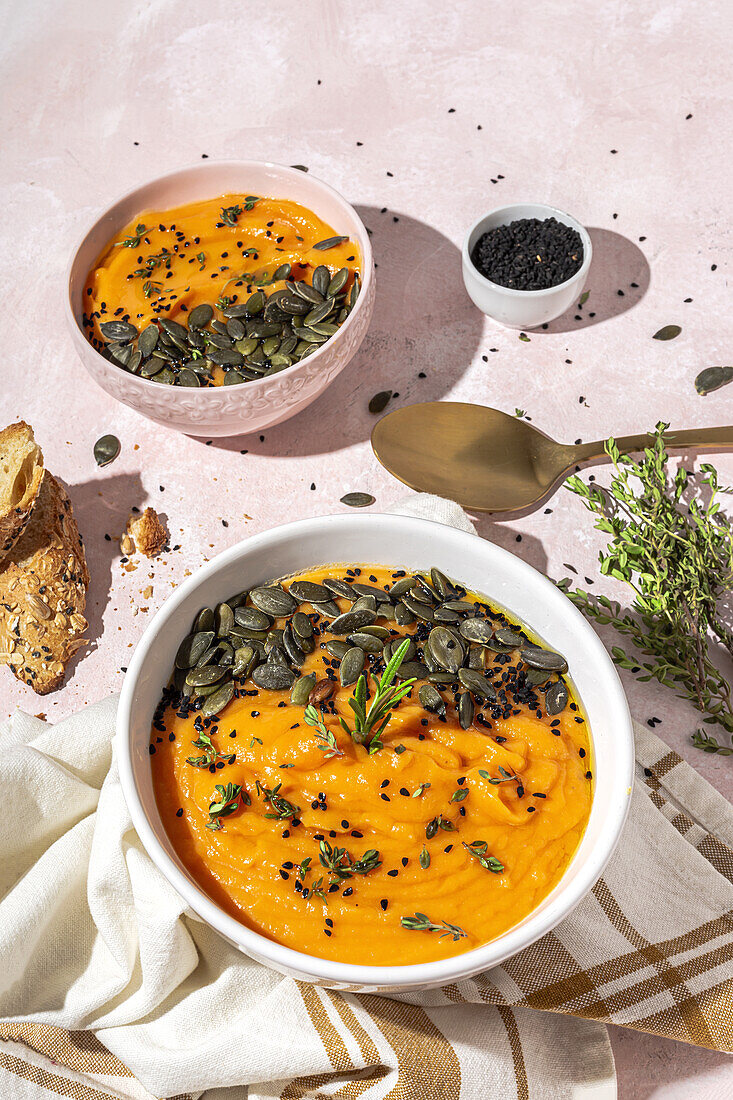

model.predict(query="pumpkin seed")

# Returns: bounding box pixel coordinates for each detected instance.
[427,671,455,685]
[695,366,733,395]
[312,265,330,296]
[459,618,494,644]
[175,630,214,669]
[289,580,332,603]
[138,324,159,357]
[313,235,349,251]
[326,639,350,659]
[152,366,175,384]
[291,673,317,705]
[402,595,434,622]
[388,577,416,598]
[521,646,568,673]
[140,356,164,378]
[179,368,201,386]
[395,602,415,626]
[232,644,257,676]
[292,611,314,640]
[357,624,390,639]
[189,303,214,328]
[252,662,296,690]
[340,646,365,687]
[100,320,137,342]
[457,668,497,701]
[458,692,475,730]
[194,607,215,632]
[200,679,235,718]
[468,646,484,670]
[653,324,682,341]
[186,664,227,688]
[327,268,349,295]
[419,683,446,717]
[348,632,384,653]
[160,318,188,343]
[428,627,464,673]
[311,599,340,618]
[433,606,460,622]
[396,661,428,681]
[525,667,551,685]
[282,625,305,666]
[250,586,297,617]
[223,371,245,385]
[245,291,265,315]
[329,608,376,634]
[215,602,234,636]
[350,595,377,614]
[545,680,569,714]
[323,577,353,598]
[304,301,333,325]
[273,262,292,281]
[93,434,120,467]
[235,606,271,631]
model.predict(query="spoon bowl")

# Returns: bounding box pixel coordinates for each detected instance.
[372,402,733,514]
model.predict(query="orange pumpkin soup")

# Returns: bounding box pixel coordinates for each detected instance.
[83,193,361,386]
[150,565,592,965]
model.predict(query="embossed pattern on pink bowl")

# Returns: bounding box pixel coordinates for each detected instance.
[65,162,374,437]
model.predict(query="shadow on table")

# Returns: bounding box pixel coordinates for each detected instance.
[471,514,549,576]
[62,471,145,669]
[197,206,482,457]
[542,228,650,333]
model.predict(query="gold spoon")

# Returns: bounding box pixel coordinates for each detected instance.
[372,402,733,514]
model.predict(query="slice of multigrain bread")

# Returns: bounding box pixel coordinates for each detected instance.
[0,421,44,559]
[0,471,89,694]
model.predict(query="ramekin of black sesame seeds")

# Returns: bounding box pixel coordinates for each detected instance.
[117,512,634,988]
[65,161,375,437]
[462,203,591,329]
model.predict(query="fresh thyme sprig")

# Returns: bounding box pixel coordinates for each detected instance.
[116,223,148,248]
[462,841,504,873]
[339,639,416,751]
[255,780,301,820]
[401,913,467,941]
[186,730,228,769]
[479,766,521,786]
[303,705,344,760]
[561,423,733,754]
[206,782,243,830]
[318,839,381,884]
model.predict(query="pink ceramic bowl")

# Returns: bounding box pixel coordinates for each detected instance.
[65,162,374,437]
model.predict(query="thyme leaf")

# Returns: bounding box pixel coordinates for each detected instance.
[116,223,148,248]
[255,780,300,820]
[205,782,242,830]
[186,730,228,769]
[401,913,467,941]
[462,840,504,873]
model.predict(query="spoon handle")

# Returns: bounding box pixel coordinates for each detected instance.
[574,426,733,465]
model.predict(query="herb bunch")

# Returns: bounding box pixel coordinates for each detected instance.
[340,639,416,751]
[561,423,733,754]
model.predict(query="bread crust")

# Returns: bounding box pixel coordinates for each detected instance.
[0,421,44,560]
[129,507,168,558]
[0,472,89,694]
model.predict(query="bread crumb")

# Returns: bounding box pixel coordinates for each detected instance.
[127,508,168,558]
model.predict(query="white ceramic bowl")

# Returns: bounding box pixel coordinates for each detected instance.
[66,162,374,437]
[117,514,633,992]
[462,203,591,329]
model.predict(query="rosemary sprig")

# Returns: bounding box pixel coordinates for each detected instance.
[561,423,733,754]
[186,730,228,769]
[206,782,242,830]
[339,639,416,750]
[303,705,344,760]
[401,913,467,941]
[116,223,148,248]
[255,780,300,820]
[462,841,504,873]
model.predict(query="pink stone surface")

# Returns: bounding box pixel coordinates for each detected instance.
[1,2,730,1095]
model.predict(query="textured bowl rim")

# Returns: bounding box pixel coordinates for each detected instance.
[64,160,373,396]
[461,202,592,297]
[117,513,634,989]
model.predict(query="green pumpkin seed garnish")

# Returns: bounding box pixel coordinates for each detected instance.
[652,325,682,341]
[695,366,733,396]
[312,235,349,250]
[93,434,121,467]
[340,492,376,508]
[369,391,392,414]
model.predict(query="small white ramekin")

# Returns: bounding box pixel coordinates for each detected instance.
[65,161,374,437]
[462,203,592,329]
[117,513,633,993]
